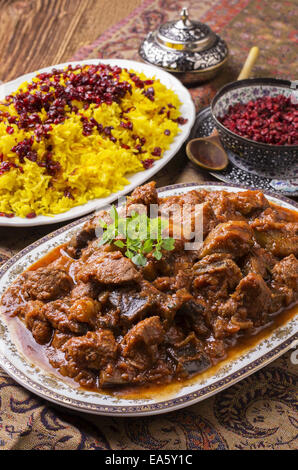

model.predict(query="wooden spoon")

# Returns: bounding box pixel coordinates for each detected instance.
[186,46,260,171]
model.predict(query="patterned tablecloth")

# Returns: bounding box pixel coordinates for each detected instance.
[0,0,297,450]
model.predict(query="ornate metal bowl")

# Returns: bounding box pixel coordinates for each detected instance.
[211,78,298,178]
[139,8,228,85]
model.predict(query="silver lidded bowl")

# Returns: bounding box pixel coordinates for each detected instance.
[139,7,228,85]
[211,77,298,179]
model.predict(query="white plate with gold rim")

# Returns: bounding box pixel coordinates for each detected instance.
[0,59,195,227]
[0,182,297,416]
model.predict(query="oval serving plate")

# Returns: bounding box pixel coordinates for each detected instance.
[0,59,195,227]
[0,182,297,417]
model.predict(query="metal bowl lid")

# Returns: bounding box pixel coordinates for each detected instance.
[156,7,216,52]
[139,7,228,74]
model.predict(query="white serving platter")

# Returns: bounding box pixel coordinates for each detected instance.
[0,59,195,227]
[0,182,297,416]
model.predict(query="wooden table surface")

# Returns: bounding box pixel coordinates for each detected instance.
[0,0,141,82]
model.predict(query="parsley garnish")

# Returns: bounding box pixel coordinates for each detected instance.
[98,205,175,266]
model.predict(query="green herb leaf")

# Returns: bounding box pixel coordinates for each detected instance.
[132,253,147,266]
[114,240,125,248]
[110,205,118,223]
[143,239,153,253]
[97,204,175,266]
[162,238,175,251]
[98,219,107,228]
[153,249,162,261]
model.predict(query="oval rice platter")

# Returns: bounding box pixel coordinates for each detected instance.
[0,59,195,227]
[0,182,297,416]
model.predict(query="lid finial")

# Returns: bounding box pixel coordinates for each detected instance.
[181,7,189,21]
[178,7,192,28]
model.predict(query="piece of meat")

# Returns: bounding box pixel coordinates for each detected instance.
[70,280,99,300]
[24,267,72,301]
[117,202,147,219]
[108,288,156,324]
[272,254,298,291]
[141,256,169,281]
[168,332,211,376]
[77,251,141,285]
[200,201,218,237]
[0,274,28,317]
[175,299,210,338]
[153,268,193,292]
[170,204,206,242]
[193,253,242,294]
[227,190,269,217]
[192,254,243,331]
[270,255,298,310]
[24,300,52,344]
[242,246,277,279]
[67,225,95,258]
[252,206,296,224]
[251,219,298,257]
[158,195,181,215]
[79,239,115,264]
[204,191,243,224]
[50,331,72,349]
[165,324,186,345]
[62,329,117,370]
[96,305,120,331]
[220,273,272,332]
[141,242,191,282]
[199,220,253,259]
[122,316,164,357]
[205,339,226,361]
[160,190,258,239]
[159,189,208,215]
[69,297,100,324]
[165,199,217,242]
[160,191,208,242]
[100,354,174,387]
[180,190,208,206]
[99,361,138,387]
[43,300,88,334]
[100,317,165,387]
[158,288,193,323]
[66,209,112,258]
[127,181,158,208]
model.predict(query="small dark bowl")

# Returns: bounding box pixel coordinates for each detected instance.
[211,78,298,178]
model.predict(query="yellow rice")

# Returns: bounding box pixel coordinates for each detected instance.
[0,66,182,217]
